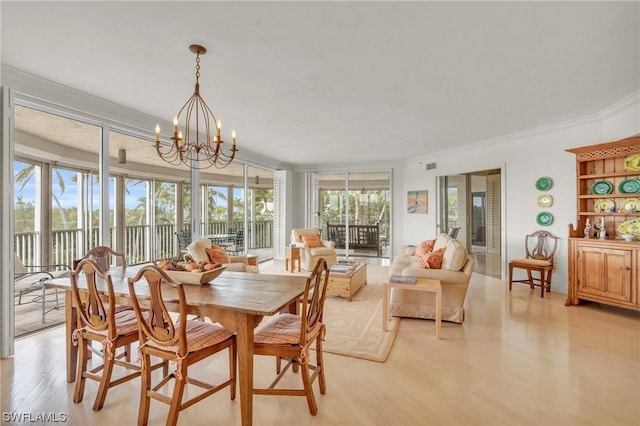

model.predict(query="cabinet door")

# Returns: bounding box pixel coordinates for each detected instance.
[577,246,633,303]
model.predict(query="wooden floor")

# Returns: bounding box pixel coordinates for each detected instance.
[2,261,639,425]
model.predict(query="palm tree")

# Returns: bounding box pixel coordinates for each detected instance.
[15,161,73,229]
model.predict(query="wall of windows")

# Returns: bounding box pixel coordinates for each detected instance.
[10,102,277,337]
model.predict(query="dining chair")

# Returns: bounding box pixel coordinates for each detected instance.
[14,253,70,322]
[73,246,127,270]
[509,230,560,298]
[252,257,330,415]
[73,246,133,359]
[69,259,143,411]
[127,264,237,426]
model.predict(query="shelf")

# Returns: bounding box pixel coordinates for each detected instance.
[579,212,640,216]
[578,171,640,179]
[578,194,639,199]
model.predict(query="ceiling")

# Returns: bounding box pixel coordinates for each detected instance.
[2,1,638,168]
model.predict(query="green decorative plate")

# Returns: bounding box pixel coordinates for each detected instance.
[536,211,553,226]
[535,177,553,191]
[590,180,613,195]
[618,178,640,194]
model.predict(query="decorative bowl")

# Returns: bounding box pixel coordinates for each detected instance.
[621,234,636,242]
[164,266,226,285]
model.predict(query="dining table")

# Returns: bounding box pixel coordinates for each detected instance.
[45,265,308,426]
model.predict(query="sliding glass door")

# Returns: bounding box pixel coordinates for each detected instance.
[316,172,391,258]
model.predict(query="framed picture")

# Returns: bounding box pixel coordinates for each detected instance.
[407,190,428,214]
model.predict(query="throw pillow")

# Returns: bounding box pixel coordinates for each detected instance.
[205,245,231,264]
[301,234,324,248]
[187,241,209,264]
[414,239,436,256]
[418,247,446,269]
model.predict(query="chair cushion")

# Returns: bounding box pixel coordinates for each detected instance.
[301,234,324,248]
[414,239,436,256]
[147,320,233,353]
[418,247,446,269]
[511,258,553,268]
[309,247,336,256]
[82,309,140,337]
[254,313,301,345]
[206,245,230,264]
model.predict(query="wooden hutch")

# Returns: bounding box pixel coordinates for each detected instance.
[566,135,640,312]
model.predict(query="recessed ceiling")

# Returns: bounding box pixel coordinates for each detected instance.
[2,1,638,167]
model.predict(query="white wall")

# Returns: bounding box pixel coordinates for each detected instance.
[396,92,640,294]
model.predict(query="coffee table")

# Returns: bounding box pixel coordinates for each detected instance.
[327,262,367,301]
[383,278,442,339]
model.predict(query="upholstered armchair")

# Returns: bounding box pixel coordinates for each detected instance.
[290,228,337,271]
[186,238,260,273]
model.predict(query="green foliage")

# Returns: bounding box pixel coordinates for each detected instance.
[321,189,390,225]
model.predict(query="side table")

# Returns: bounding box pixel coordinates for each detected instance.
[383,278,442,339]
[285,246,301,273]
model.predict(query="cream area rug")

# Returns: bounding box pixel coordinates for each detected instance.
[261,262,399,363]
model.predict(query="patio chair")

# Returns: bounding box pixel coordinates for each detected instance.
[14,254,71,323]
[226,229,245,255]
[175,230,191,257]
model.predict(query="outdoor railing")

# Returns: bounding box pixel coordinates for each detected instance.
[15,220,273,267]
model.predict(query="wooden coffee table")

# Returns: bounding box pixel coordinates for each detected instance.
[383,278,442,339]
[327,262,367,301]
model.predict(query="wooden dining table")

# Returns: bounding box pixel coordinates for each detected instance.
[45,265,308,426]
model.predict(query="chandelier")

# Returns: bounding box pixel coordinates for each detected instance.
[154,44,237,169]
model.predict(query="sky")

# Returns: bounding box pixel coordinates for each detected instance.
[14,161,240,211]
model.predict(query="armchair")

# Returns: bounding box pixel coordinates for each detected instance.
[290,228,337,271]
[186,238,259,273]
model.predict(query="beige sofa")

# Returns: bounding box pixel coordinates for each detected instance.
[389,233,474,323]
[186,238,260,273]
[290,228,338,271]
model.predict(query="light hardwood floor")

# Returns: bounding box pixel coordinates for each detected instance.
[2,261,639,425]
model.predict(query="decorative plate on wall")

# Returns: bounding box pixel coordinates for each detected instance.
[617,217,640,235]
[618,178,640,194]
[594,199,615,213]
[620,198,640,213]
[624,154,640,172]
[590,180,613,195]
[537,194,553,208]
[535,177,553,191]
[536,211,553,226]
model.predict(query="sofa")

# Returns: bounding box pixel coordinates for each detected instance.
[389,233,474,323]
[290,228,338,271]
[186,238,260,273]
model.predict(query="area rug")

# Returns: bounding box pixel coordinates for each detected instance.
[321,264,400,362]
[261,262,399,362]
